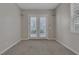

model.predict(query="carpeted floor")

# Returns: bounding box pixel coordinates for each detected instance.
[2,40,76,55]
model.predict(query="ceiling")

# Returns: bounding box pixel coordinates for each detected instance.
[17,3,59,10]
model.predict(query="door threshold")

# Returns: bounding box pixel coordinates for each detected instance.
[28,39,48,40]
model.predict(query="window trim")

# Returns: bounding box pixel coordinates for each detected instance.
[71,3,79,33]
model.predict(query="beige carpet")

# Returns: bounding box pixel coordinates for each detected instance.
[2,40,76,55]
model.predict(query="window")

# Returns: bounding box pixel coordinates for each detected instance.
[71,3,79,32]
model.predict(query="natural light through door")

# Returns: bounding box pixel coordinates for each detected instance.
[30,16,37,37]
[39,16,47,37]
[29,15,47,39]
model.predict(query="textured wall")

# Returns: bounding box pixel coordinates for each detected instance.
[0,4,21,54]
[56,3,79,54]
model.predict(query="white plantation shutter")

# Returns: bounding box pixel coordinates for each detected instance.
[71,3,79,32]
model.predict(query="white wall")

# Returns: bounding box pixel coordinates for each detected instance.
[21,10,56,40]
[56,3,79,54]
[0,4,21,54]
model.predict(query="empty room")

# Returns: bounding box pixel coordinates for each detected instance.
[0,3,79,55]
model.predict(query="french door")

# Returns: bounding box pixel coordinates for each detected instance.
[28,15,48,39]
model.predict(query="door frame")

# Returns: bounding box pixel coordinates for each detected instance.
[28,14,48,39]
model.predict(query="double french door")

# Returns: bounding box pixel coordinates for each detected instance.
[28,15,48,39]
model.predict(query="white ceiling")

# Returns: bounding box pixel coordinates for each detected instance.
[17,3,59,10]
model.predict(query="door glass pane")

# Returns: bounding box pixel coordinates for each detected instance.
[39,16,47,37]
[30,16,37,37]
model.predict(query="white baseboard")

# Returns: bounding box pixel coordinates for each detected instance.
[48,38,56,40]
[56,40,79,55]
[21,38,56,40]
[21,38,28,40]
[0,39,20,55]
